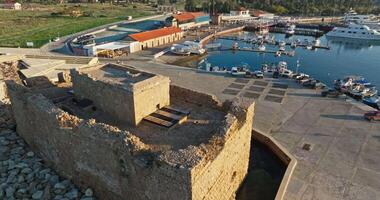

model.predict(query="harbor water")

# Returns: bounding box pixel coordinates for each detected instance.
[183,32,380,87]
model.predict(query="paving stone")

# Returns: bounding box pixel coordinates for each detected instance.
[242,92,260,99]
[268,89,286,96]
[222,89,240,95]
[272,83,288,89]
[253,80,269,86]
[228,83,245,89]
[247,86,265,92]
[234,78,250,84]
[264,95,283,103]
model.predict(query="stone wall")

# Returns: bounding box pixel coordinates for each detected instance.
[7,81,255,200]
[71,69,170,125]
[6,82,191,200]
[191,98,254,200]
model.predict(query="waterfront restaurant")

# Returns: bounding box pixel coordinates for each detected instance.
[128,27,184,50]
[165,12,210,30]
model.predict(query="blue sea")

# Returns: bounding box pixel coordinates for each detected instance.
[191,32,380,87]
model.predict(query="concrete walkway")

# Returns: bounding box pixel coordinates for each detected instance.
[123,59,380,200]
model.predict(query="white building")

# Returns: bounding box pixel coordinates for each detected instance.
[221,7,256,22]
[0,2,21,10]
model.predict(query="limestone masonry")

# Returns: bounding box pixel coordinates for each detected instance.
[6,63,255,200]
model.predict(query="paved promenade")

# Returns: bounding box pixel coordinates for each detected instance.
[124,59,380,200]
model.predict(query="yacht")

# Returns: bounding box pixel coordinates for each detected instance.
[344,9,380,30]
[326,24,380,40]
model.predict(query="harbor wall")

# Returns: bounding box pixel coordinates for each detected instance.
[199,26,245,47]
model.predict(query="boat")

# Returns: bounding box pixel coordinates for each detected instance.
[278,41,286,47]
[277,61,293,77]
[170,44,191,55]
[290,41,297,48]
[275,51,282,57]
[182,41,206,55]
[326,23,380,40]
[231,66,249,76]
[312,39,321,46]
[278,46,286,51]
[363,96,380,109]
[335,76,378,99]
[343,8,380,30]
[285,24,296,36]
[306,45,313,50]
[232,42,239,50]
[258,45,266,51]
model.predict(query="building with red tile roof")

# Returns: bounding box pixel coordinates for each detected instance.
[128,27,183,50]
[166,12,210,30]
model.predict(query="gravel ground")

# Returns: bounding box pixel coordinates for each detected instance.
[0,100,96,200]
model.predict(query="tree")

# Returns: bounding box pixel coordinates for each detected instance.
[185,0,197,11]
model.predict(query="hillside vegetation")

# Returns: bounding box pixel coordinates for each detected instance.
[0,3,154,48]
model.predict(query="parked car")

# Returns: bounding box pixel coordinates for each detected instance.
[364,111,380,121]
[254,70,264,79]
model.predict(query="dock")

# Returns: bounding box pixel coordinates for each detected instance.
[269,27,325,37]
[218,36,330,50]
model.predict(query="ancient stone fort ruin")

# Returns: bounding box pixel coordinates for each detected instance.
[6,63,255,200]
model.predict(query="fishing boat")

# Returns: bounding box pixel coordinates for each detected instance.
[335,76,378,99]
[363,96,380,109]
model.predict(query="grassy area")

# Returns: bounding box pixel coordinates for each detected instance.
[0,3,155,48]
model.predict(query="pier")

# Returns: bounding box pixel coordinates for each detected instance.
[218,36,330,50]
[269,27,325,37]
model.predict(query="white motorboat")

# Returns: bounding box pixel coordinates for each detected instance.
[343,8,380,30]
[312,39,321,46]
[171,44,191,55]
[258,45,266,51]
[285,24,296,35]
[279,46,286,51]
[326,23,380,40]
[278,41,286,47]
[275,51,282,57]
